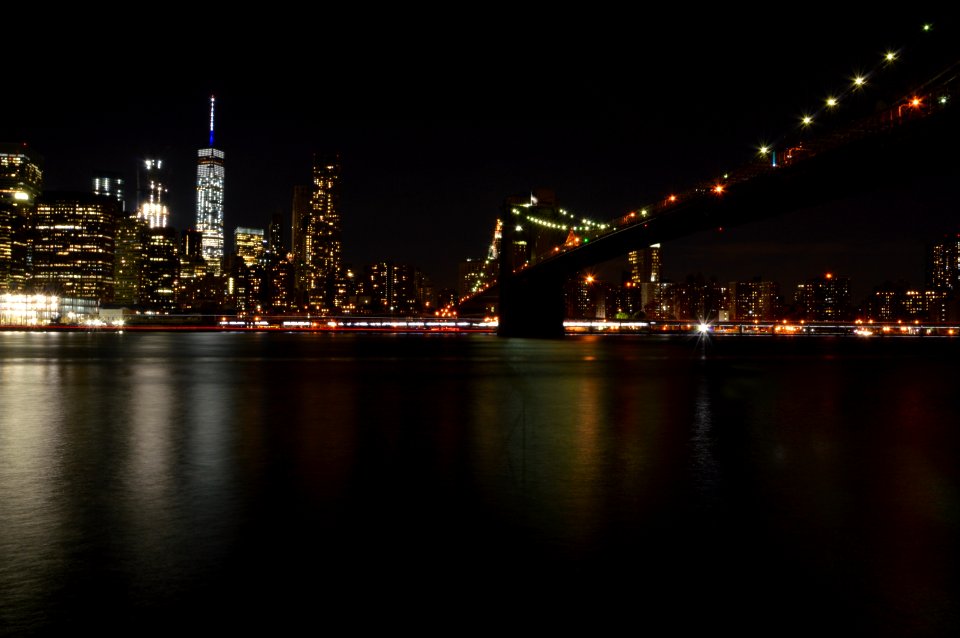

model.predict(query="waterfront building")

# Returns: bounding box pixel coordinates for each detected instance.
[628,244,662,285]
[359,261,420,315]
[795,273,853,322]
[667,275,728,321]
[0,143,42,291]
[929,233,960,290]
[266,252,296,313]
[32,192,119,301]
[142,226,179,312]
[300,154,342,312]
[730,278,780,321]
[113,215,148,305]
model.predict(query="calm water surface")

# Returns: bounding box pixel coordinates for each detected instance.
[1,331,958,634]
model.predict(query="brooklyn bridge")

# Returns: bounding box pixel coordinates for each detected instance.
[460,27,960,336]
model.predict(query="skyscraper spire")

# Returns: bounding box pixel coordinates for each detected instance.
[196,96,225,273]
[209,95,216,147]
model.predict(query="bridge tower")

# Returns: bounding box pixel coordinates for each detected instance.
[497,190,570,337]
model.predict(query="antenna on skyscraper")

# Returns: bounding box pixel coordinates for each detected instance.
[209,95,216,147]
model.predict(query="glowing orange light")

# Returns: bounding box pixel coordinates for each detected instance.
[668,195,677,202]
[713,184,724,194]
[911,97,921,107]
[825,273,833,279]
[585,275,595,284]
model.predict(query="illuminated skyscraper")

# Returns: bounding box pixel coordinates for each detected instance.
[93,172,126,212]
[730,278,779,320]
[136,159,169,228]
[235,227,265,267]
[360,261,420,315]
[0,143,42,291]
[33,192,120,301]
[195,96,225,273]
[293,154,341,311]
[795,273,852,321]
[929,233,960,290]
[142,227,179,312]
[628,245,661,284]
[291,183,312,297]
[113,215,147,305]
[628,244,665,318]
[267,211,284,256]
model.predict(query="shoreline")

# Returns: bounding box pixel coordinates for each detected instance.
[1,319,958,337]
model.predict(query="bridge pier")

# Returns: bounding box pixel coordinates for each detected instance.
[497,271,566,338]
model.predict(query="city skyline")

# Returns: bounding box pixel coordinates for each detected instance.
[2,13,957,294]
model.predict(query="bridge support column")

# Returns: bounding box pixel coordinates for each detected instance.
[497,272,566,338]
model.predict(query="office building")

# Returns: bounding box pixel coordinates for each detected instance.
[32,192,119,301]
[93,172,126,212]
[142,226,179,311]
[292,155,341,311]
[195,96,225,273]
[628,244,662,284]
[267,211,284,255]
[136,159,169,228]
[795,273,853,321]
[0,143,42,291]
[113,215,148,305]
[929,233,960,290]
[730,278,779,321]
[235,227,265,267]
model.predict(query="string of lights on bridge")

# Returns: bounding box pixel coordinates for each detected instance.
[635,20,952,232]
[462,21,954,304]
[504,20,953,270]
[509,200,610,234]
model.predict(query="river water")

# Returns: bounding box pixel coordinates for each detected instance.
[1,331,957,634]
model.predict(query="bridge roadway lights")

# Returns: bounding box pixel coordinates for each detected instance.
[494,106,960,337]
[497,273,566,338]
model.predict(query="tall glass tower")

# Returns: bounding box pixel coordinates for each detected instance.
[195,96,224,273]
[136,159,168,228]
[305,154,341,311]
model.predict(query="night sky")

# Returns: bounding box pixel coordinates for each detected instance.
[4,12,957,296]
